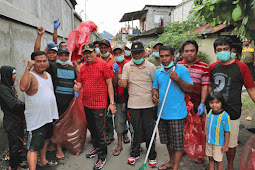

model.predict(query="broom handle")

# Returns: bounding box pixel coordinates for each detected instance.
[143,66,176,164]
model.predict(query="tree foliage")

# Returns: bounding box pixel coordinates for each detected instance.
[158,21,201,51]
[189,0,255,39]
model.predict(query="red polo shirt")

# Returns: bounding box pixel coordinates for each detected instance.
[178,58,209,108]
[77,57,114,109]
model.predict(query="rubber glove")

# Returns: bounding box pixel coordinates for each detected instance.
[198,103,205,115]
[47,41,59,49]
[74,92,79,98]
[112,62,119,73]
[54,18,60,30]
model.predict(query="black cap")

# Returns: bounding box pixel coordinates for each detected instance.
[93,41,100,46]
[99,39,110,47]
[82,43,95,52]
[131,41,144,51]
[57,47,70,55]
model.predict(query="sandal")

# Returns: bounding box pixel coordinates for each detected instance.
[38,160,58,167]
[123,135,130,144]
[106,137,114,145]
[56,155,65,160]
[112,147,123,156]
[158,163,173,170]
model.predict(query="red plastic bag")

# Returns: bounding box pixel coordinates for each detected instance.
[239,134,255,169]
[67,21,98,62]
[51,92,87,155]
[184,94,206,159]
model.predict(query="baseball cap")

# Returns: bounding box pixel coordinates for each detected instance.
[112,44,124,52]
[99,39,110,47]
[82,43,95,52]
[57,47,70,55]
[50,47,58,52]
[152,42,163,49]
[131,41,144,51]
[125,43,132,50]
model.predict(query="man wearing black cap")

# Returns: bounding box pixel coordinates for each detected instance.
[46,46,77,159]
[147,42,163,69]
[74,43,116,170]
[119,41,157,167]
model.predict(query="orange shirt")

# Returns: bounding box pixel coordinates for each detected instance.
[100,53,115,67]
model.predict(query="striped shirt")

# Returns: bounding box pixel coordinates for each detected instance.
[178,58,209,108]
[207,110,231,146]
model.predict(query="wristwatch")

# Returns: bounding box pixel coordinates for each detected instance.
[110,102,116,105]
[26,67,31,71]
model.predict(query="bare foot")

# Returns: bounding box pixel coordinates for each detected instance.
[158,162,174,170]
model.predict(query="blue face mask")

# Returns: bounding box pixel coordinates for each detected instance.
[231,52,236,59]
[152,52,160,58]
[101,51,109,58]
[216,51,231,62]
[95,48,100,54]
[115,55,125,63]
[161,61,174,69]
[57,59,69,65]
[125,50,131,56]
[132,57,144,65]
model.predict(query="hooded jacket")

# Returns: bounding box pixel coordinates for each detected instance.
[0,66,25,127]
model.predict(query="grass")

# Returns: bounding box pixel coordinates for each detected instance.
[242,92,255,110]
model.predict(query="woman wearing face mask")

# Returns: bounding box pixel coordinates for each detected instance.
[46,47,77,160]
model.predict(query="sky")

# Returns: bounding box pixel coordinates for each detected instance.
[75,0,182,36]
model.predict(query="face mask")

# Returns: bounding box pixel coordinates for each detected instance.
[95,48,100,54]
[152,52,160,58]
[216,51,231,62]
[132,58,144,65]
[161,61,174,69]
[57,59,69,65]
[231,52,236,59]
[101,51,109,58]
[12,69,16,74]
[125,50,131,56]
[115,55,125,63]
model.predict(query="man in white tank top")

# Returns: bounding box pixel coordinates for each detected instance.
[20,51,59,170]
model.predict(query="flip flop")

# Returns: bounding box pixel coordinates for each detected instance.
[56,155,65,160]
[123,135,130,144]
[158,163,173,170]
[112,147,123,156]
[107,137,115,145]
[38,160,58,167]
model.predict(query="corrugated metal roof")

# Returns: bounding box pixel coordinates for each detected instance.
[193,24,227,34]
[119,10,148,22]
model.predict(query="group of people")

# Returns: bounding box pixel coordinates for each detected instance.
[0,19,255,170]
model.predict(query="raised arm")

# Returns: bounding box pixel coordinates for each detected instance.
[34,27,45,51]
[53,18,60,44]
[20,61,34,92]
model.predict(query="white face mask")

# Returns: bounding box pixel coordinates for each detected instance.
[100,51,109,58]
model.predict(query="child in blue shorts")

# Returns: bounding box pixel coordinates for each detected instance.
[206,92,231,170]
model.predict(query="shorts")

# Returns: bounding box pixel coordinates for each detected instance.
[228,118,240,148]
[27,123,53,151]
[114,103,126,134]
[158,118,186,151]
[206,142,223,162]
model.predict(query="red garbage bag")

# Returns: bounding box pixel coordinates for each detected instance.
[51,94,87,155]
[67,21,98,62]
[184,95,206,159]
[239,134,255,169]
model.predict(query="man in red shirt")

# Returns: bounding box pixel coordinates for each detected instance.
[178,40,209,115]
[178,40,209,164]
[74,43,116,170]
[111,44,130,156]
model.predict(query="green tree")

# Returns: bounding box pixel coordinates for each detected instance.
[158,21,201,51]
[189,0,255,39]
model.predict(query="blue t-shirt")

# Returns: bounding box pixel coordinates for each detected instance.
[207,110,231,146]
[153,65,193,120]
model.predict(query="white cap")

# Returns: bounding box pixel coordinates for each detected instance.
[125,43,132,50]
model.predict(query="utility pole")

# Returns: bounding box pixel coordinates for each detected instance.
[85,0,88,21]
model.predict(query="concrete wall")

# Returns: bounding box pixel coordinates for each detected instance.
[132,36,159,47]
[143,6,174,31]
[0,0,100,153]
[172,0,194,22]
